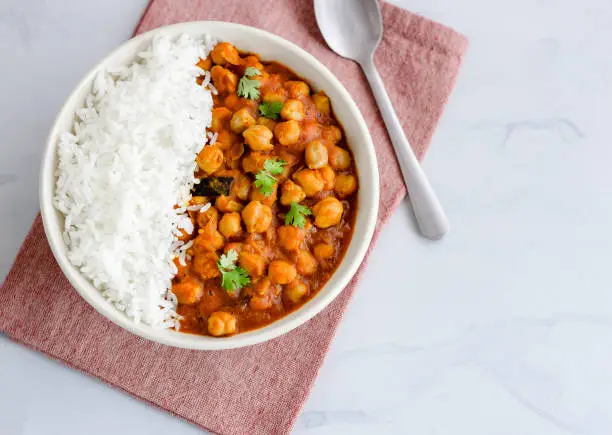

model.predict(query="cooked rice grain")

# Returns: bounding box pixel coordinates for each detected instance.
[55,34,215,328]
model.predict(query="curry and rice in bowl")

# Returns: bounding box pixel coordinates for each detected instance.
[42,22,378,348]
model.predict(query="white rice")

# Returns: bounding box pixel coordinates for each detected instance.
[55,34,216,329]
[186,203,206,212]
[199,203,212,214]
[207,131,218,145]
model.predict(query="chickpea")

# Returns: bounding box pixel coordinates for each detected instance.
[312,197,344,228]
[195,228,224,252]
[243,125,274,151]
[300,121,323,143]
[257,116,276,132]
[197,206,219,229]
[268,260,297,285]
[263,90,287,104]
[196,57,212,71]
[312,92,331,116]
[231,173,251,201]
[215,131,236,150]
[313,243,334,261]
[218,212,242,238]
[230,108,256,134]
[224,242,243,255]
[251,182,277,206]
[242,151,268,173]
[241,200,273,233]
[207,311,237,336]
[319,165,336,190]
[192,251,221,280]
[296,250,317,276]
[276,164,293,183]
[223,93,242,111]
[228,142,245,162]
[215,195,244,213]
[210,42,241,66]
[280,99,305,121]
[239,251,266,278]
[335,174,357,197]
[293,169,325,197]
[196,146,224,174]
[243,55,264,71]
[280,179,306,205]
[209,230,225,251]
[277,148,300,167]
[305,140,329,169]
[285,279,308,304]
[285,80,310,98]
[211,107,232,132]
[277,225,305,251]
[244,235,267,255]
[172,276,204,305]
[210,66,238,94]
[328,146,352,170]
[274,120,301,146]
[249,293,273,311]
[322,125,342,144]
[252,277,272,296]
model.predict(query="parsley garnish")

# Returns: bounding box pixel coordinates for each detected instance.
[254,158,286,196]
[217,249,250,292]
[259,101,283,119]
[285,202,312,228]
[237,67,261,100]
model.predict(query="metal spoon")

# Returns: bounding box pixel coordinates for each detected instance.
[314,0,450,240]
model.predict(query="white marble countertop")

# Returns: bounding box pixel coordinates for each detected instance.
[2,0,612,433]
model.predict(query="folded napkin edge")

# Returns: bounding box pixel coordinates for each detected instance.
[383,2,468,58]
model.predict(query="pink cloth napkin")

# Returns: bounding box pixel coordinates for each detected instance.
[0,1,467,434]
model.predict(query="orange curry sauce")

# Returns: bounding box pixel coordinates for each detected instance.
[172,42,358,336]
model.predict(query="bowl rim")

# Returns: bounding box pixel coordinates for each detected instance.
[39,21,379,350]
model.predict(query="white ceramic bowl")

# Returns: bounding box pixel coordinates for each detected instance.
[40,22,379,350]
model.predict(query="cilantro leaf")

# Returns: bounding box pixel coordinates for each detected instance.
[237,77,260,100]
[244,67,261,78]
[259,101,283,119]
[217,249,250,292]
[237,67,262,100]
[254,159,286,197]
[220,267,251,292]
[254,171,277,196]
[263,158,285,176]
[218,249,238,270]
[285,202,312,228]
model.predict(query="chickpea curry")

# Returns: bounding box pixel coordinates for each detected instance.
[172,42,359,337]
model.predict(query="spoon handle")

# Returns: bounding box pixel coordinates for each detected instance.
[360,58,450,240]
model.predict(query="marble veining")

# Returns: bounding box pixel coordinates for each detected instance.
[292,316,612,435]
[0,174,17,186]
[501,118,585,148]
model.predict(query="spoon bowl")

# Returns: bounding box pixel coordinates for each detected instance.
[314,0,382,62]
